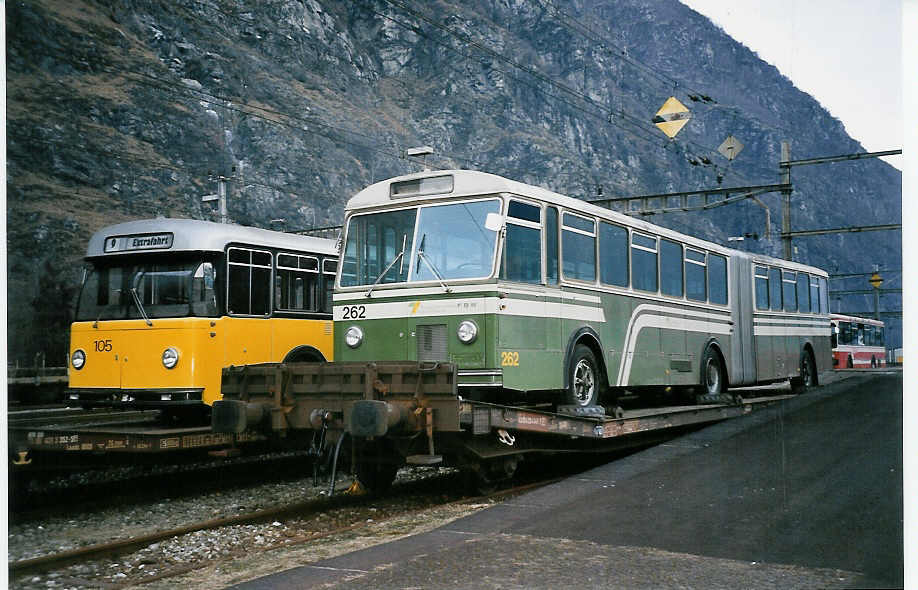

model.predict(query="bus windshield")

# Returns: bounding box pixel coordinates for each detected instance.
[76,257,219,321]
[340,198,502,287]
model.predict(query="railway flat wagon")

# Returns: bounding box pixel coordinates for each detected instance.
[214,170,831,489]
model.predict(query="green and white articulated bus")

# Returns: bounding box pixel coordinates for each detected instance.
[333,170,831,408]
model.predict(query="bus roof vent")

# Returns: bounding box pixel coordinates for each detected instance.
[390,175,454,199]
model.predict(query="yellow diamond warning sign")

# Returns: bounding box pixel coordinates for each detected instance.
[653,97,691,138]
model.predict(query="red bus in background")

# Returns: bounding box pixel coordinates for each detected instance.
[830,314,886,369]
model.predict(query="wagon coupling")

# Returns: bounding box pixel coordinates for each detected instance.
[347,400,409,437]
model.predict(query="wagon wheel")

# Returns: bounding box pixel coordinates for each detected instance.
[355,460,399,494]
[467,456,520,495]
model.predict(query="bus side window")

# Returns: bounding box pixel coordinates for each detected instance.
[796,273,810,313]
[831,324,839,348]
[818,277,828,313]
[782,271,797,312]
[708,254,727,304]
[809,276,820,313]
[857,324,865,345]
[502,200,542,284]
[769,268,782,311]
[685,248,706,301]
[322,259,337,312]
[599,221,628,287]
[546,206,559,285]
[631,232,657,292]
[228,247,272,316]
[276,254,319,313]
[754,265,769,310]
[660,239,683,297]
[562,212,596,282]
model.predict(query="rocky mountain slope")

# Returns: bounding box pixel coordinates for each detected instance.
[6,0,902,364]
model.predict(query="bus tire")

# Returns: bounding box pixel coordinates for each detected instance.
[792,349,818,393]
[566,344,599,407]
[701,345,726,395]
[801,349,817,387]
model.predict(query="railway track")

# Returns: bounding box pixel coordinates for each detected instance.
[10,470,561,585]
[9,448,314,519]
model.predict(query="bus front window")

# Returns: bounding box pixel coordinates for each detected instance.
[340,198,501,287]
[341,209,417,287]
[191,262,218,316]
[76,258,219,321]
[410,199,501,282]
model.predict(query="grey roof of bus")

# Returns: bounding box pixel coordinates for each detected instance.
[86,218,338,258]
[345,169,828,277]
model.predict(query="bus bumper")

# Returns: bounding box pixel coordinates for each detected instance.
[66,388,204,408]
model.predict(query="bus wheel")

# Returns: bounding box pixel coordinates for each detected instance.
[847,356,854,369]
[793,350,817,393]
[801,350,817,387]
[701,346,725,395]
[567,344,599,407]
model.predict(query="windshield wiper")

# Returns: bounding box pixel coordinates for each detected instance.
[415,234,451,293]
[93,288,120,328]
[131,272,153,326]
[365,234,408,298]
[93,306,109,329]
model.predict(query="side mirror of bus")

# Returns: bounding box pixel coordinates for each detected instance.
[484,213,503,232]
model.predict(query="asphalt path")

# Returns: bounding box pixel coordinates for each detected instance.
[233,371,903,589]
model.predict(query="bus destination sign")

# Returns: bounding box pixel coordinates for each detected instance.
[104,233,174,253]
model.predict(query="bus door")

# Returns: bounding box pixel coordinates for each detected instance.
[729,256,756,385]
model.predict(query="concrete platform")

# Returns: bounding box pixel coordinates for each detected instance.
[232,371,903,589]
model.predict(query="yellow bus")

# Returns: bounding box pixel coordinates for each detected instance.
[67,218,338,419]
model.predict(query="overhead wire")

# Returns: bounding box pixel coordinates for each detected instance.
[359,0,738,192]
[22,1,779,211]
[98,0,753,186]
[532,0,804,174]
[373,0,770,186]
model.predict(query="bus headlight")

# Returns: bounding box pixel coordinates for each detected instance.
[71,349,86,370]
[345,326,364,349]
[457,320,478,344]
[162,347,179,369]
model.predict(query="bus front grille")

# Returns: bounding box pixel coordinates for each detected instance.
[417,324,448,362]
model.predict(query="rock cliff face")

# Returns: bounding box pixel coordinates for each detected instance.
[6,0,902,364]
